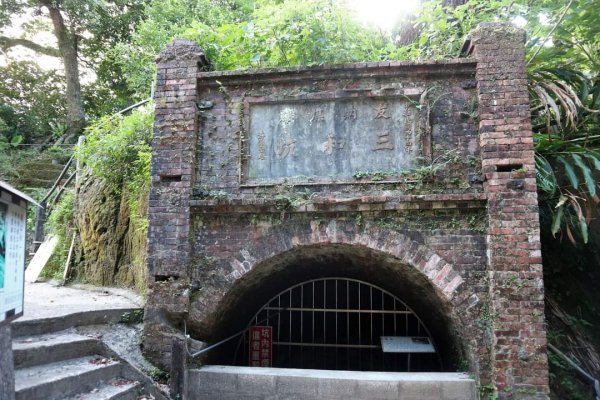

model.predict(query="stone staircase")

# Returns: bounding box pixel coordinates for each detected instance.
[12,310,167,400]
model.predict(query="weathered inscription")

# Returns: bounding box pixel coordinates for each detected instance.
[245,97,421,183]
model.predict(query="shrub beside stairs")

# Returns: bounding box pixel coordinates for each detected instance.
[11,309,167,400]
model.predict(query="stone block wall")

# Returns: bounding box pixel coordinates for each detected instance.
[145,23,548,399]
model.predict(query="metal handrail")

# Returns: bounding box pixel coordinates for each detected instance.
[548,343,600,399]
[40,154,75,204]
[186,307,290,358]
[31,96,154,254]
[188,328,247,358]
[32,155,76,253]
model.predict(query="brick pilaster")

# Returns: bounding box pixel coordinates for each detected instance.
[148,39,206,278]
[470,22,549,398]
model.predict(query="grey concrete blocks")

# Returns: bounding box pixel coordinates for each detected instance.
[187,366,476,400]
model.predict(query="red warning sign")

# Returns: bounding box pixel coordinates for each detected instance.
[249,326,272,367]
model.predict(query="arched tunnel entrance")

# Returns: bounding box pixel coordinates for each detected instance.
[203,244,464,373]
[233,277,441,372]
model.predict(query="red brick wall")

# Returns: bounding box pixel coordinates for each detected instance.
[149,39,207,278]
[470,22,548,398]
[145,23,548,399]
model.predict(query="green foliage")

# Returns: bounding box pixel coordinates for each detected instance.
[47,191,76,234]
[208,0,387,68]
[75,0,149,58]
[524,0,599,74]
[406,0,517,59]
[0,0,22,27]
[144,365,169,382]
[383,0,600,247]
[78,104,152,255]
[401,0,597,69]
[78,105,153,193]
[113,0,394,96]
[532,68,600,245]
[547,351,592,400]
[126,147,152,233]
[1,0,153,129]
[43,190,76,280]
[0,122,22,152]
[478,383,497,400]
[0,61,66,144]
[111,0,252,97]
[405,1,599,246]
[0,147,37,185]
[352,170,394,181]
[120,309,144,323]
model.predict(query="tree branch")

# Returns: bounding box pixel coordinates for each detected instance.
[0,35,60,57]
[526,0,574,67]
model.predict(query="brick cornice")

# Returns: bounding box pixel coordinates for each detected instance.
[197,59,477,86]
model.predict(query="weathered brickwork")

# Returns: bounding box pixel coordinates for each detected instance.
[145,23,548,399]
[147,39,208,279]
[469,23,549,398]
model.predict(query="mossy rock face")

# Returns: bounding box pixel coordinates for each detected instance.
[73,174,147,291]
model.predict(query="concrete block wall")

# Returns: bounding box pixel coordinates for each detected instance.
[187,366,477,400]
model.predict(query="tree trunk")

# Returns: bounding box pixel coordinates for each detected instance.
[46,3,86,141]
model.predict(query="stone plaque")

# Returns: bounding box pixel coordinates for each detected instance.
[244,97,422,183]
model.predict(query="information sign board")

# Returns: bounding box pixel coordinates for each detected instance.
[249,326,272,367]
[0,182,33,326]
[380,336,436,353]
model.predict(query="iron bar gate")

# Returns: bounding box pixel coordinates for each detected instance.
[233,278,442,372]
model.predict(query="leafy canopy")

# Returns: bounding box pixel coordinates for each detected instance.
[0,61,66,145]
[78,105,153,193]
[112,0,397,97]
[393,0,600,244]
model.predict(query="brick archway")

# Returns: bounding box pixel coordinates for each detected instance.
[146,22,549,397]
[203,238,467,372]
[227,221,463,301]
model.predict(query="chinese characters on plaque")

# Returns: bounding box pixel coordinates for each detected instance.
[249,326,272,367]
[246,97,420,182]
[0,200,26,324]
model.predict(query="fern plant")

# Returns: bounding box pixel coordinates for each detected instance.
[530,68,600,244]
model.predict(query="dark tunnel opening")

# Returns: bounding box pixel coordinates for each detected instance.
[200,244,464,372]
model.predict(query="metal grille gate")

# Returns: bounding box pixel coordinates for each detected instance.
[233,278,442,372]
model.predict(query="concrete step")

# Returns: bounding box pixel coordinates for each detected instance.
[15,355,123,400]
[65,378,140,400]
[13,332,102,368]
[187,365,477,400]
[12,308,141,337]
